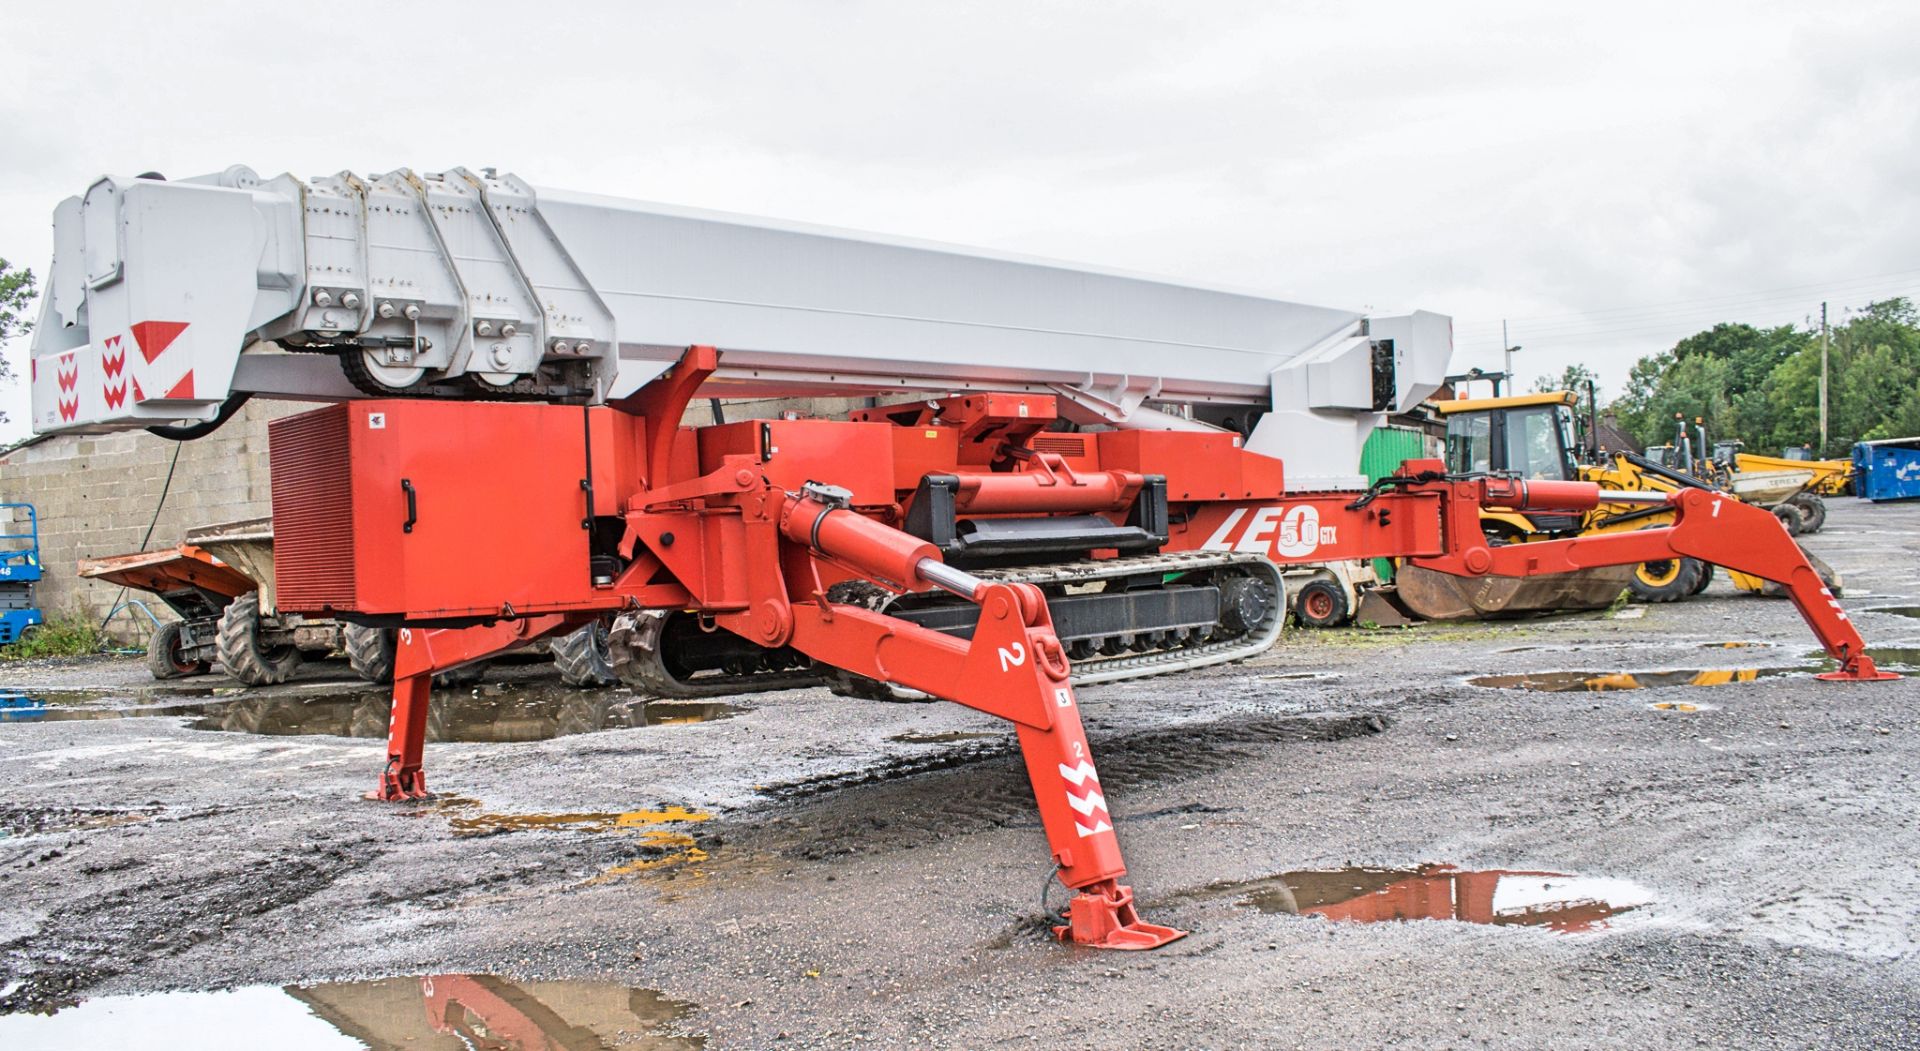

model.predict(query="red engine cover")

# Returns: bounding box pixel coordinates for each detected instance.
[269,401,620,620]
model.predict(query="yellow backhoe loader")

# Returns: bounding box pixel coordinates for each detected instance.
[1393,391,1838,620]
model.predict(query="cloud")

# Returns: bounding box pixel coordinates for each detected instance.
[4,1,1918,436]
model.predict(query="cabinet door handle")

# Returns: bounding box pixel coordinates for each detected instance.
[401,479,418,534]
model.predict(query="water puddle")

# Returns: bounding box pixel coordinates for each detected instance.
[1803,647,1920,673]
[0,687,738,743]
[0,974,703,1049]
[1699,641,1770,649]
[889,730,1001,744]
[1470,667,1788,692]
[1224,863,1652,933]
[1867,606,1920,619]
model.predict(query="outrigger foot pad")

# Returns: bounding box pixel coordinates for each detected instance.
[1816,655,1901,682]
[366,767,430,802]
[1054,881,1188,950]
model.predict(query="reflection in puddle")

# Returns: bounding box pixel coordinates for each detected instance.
[431,801,717,883]
[1700,641,1768,649]
[445,803,712,838]
[0,974,703,1049]
[0,687,738,743]
[1649,701,1717,713]
[1232,864,1652,933]
[889,730,1001,744]
[1470,667,1785,692]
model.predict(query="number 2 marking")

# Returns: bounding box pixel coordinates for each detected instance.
[998,641,1027,672]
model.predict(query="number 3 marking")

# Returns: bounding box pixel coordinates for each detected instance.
[998,641,1027,672]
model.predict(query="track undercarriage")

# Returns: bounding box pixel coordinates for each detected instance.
[609,552,1286,699]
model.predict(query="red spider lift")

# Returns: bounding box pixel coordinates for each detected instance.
[264,348,1892,951]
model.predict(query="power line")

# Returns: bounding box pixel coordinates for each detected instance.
[1451,265,1920,332]
[1454,279,1919,340]
[1453,284,1920,351]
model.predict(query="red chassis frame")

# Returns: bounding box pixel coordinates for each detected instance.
[271,347,1894,951]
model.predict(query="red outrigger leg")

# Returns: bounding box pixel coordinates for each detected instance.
[367,615,582,801]
[746,493,1187,949]
[1410,475,1899,683]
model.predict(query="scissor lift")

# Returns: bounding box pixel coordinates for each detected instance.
[0,504,45,645]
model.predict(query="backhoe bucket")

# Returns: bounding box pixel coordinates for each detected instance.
[1392,563,1635,621]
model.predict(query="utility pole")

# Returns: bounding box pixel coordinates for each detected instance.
[1502,319,1514,391]
[1819,301,1829,457]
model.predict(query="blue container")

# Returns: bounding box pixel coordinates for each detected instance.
[1852,438,1920,502]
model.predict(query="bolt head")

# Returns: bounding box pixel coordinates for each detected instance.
[377,302,397,319]
[476,320,495,336]
[501,323,518,338]
[489,342,512,368]
[403,304,421,321]
[341,292,362,310]
[312,289,334,307]
[552,340,572,354]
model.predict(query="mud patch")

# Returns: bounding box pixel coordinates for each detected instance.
[1209,863,1652,933]
[0,974,704,1047]
[746,712,1390,863]
[0,804,163,840]
[890,730,1002,744]
[1471,667,1794,692]
[0,687,738,743]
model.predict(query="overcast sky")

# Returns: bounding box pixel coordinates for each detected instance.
[4,1,1918,439]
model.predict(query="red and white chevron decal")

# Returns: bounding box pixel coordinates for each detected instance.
[56,353,79,421]
[1058,760,1113,837]
[102,335,128,410]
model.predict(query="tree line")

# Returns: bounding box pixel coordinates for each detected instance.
[1540,298,1920,459]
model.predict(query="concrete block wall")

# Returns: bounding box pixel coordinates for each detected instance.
[0,400,322,642]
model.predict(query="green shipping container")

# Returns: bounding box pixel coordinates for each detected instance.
[1358,425,1436,581]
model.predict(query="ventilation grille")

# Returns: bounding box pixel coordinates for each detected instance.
[269,405,357,612]
[1031,435,1089,458]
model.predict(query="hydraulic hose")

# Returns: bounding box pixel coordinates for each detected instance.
[146,392,251,441]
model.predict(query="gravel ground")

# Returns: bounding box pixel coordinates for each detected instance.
[2,498,1917,1049]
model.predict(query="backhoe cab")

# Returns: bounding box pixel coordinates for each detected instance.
[1437,391,1586,537]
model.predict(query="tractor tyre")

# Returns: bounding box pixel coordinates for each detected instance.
[345,624,397,684]
[1628,557,1702,603]
[1687,562,1715,596]
[1772,502,1806,537]
[1293,579,1351,628]
[551,621,616,688]
[1788,494,1826,533]
[436,661,489,689]
[146,620,209,680]
[216,591,302,686]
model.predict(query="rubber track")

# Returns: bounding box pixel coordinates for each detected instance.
[838,550,1288,686]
